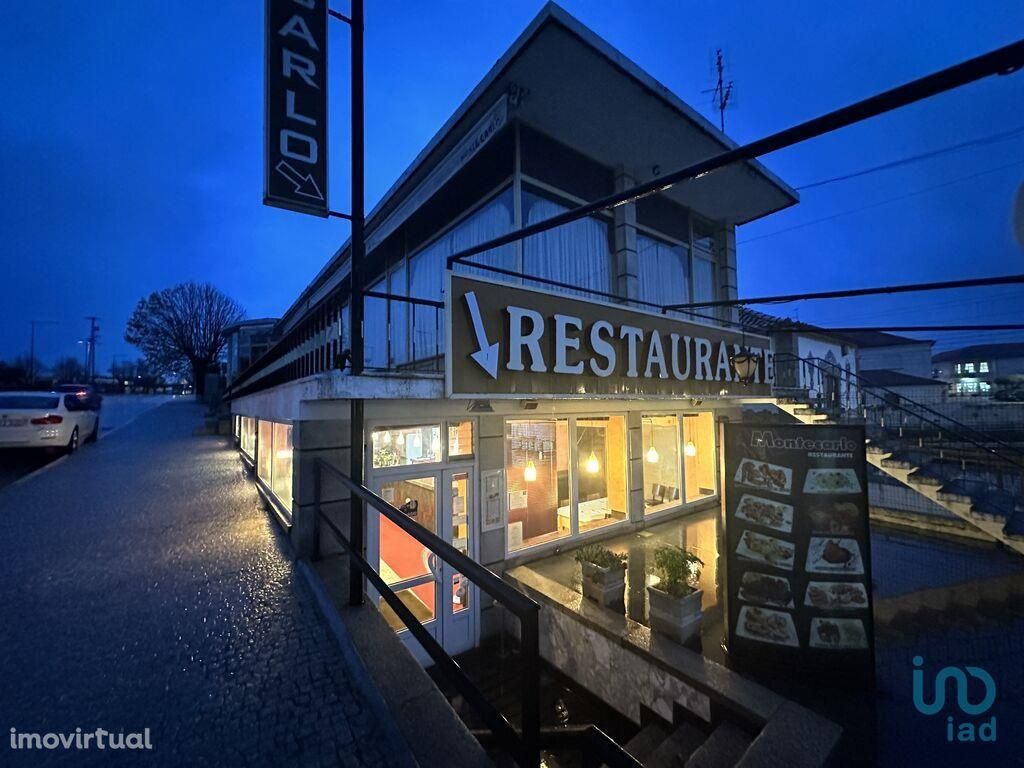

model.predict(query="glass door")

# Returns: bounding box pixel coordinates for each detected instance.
[370,471,442,662]
[441,469,476,656]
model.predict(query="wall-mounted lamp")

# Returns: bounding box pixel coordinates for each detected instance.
[730,348,761,385]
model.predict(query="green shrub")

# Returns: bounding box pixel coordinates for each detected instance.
[653,545,703,597]
[574,543,626,569]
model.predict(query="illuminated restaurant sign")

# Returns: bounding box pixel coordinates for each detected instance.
[446,274,771,398]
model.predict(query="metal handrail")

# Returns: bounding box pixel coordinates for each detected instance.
[313,459,541,767]
[774,353,1024,472]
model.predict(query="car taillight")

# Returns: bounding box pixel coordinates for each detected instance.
[31,415,63,425]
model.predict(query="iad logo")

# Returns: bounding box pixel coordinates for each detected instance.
[912,656,997,743]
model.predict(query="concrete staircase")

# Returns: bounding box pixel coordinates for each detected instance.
[625,719,751,768]
[774,398,1024,556]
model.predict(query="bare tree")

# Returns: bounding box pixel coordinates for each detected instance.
[125,283,244,397]
[53,356,87,384]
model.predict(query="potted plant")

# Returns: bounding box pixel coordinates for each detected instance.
[647,545,704,643]
[574,543,627,608]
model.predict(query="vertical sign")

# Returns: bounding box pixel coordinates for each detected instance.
[265,0,329,217]
[723,423,875,684]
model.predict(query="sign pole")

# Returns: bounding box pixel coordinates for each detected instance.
[348,0,366,608]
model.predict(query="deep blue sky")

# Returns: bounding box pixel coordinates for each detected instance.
[1,1,1022,372]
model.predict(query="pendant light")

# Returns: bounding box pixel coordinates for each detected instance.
[585,451,600,475]
[524,460,537,482]
[684,440,697,457]
[382,430,392,446]
[646,445,659,464]
[396,432,406,447]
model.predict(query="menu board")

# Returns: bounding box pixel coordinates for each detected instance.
[723,423,875,684]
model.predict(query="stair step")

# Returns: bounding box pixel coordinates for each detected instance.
[647,723,707,768]
[685,722,752,768]
[625,721,672,765]
[907,469,944,487]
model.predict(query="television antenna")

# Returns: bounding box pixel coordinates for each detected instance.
[702,48,735,132]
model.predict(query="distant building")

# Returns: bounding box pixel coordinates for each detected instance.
[739,308,858,410]
[857,369,947,403]
[224,319,278,383]
[830,330,934,379]
[933,342,1024,398]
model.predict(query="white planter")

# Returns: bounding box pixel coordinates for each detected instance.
[647,585,703,644]
[580,561,627,609]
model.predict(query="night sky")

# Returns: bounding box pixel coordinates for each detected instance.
[1,1,1022,373]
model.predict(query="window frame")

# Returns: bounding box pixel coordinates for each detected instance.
[369,419,477,474]
[254,418,294,519]
[641,410,720,521]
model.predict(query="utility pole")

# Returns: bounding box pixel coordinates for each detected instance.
[28,320,58,385]
[84,316,100,383]
[702,48,735,132]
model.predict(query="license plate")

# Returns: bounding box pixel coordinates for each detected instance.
[0,419,27,427]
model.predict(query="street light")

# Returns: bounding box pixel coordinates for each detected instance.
[729,348,762,385]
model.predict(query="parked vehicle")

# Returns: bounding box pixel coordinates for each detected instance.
[0,391,101,453]
[54,383,104,411]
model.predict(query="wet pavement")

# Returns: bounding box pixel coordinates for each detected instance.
[0,401,407,767]
[0,394,173,489]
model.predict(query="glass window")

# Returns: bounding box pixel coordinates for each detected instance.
[364,276,388,370]
[240,416,256,458]
[506,419,571,551]
[964,362,975,374]
[693,254,716,306]
[575,416,628,533]
[371,424,442,468]
[448,420,474,459]
[272,422,293,507]
[637,233,690,310]
[389,265,409,367]
[257,420,273,482]
[980,361,990,373]
[955,363,962,374]
[450,472,471,614]
[683,412,717,502]
[642,415,681,514]
[523,189,612,298]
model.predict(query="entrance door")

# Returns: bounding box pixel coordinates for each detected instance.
[369,469,477,662]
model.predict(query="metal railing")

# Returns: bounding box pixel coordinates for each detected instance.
[362,290,444,374]
[773,354,1024,500]
[311,460,642,767]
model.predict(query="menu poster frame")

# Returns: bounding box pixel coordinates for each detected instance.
[722,422,875,686]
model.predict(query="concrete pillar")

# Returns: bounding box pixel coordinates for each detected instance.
[627,411,644,522]
[291,410,353,560]
[717,223,739,328]
[614,166,639,302]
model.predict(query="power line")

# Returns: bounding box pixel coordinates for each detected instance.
[739,158,1024,244]
[447,38,1024,271]
[794,124,1024,190]
[667,273,1024,310]
[770,323,1024,333]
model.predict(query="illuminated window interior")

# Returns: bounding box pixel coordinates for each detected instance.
[256,419,293,514]
[257,420,273,483]
[574,416,628,533]
[448,420,474,459]
[371,424,442,468]
[683,412,716,502]
[642,415,681,514]
[239,416,256,459]
[377,475,437,631]
[506,419,571,551]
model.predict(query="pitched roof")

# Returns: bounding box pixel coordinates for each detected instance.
[738,308,846,341]
[858,369,945,388]
[827,330,933,348]
[932,343,1024,363]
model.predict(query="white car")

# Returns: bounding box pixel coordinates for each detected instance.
[0,391,100,453]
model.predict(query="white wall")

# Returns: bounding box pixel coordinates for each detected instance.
[795,335,858,409]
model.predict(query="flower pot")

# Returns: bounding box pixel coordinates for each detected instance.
[580,560,626,609]
[647,585,703,644]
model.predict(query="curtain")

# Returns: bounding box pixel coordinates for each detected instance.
[637,233,689,311]
[522,191,612,298]
[693,253,716,305]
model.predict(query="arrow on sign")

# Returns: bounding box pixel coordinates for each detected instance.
[463,291,499,379]
[274,160,324,201]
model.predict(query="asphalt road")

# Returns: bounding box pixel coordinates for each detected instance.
[0,394,175,489]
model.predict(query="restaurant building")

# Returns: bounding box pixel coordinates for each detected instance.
[229,3,797,658]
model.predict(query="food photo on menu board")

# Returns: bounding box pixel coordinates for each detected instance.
[723,422,875,683]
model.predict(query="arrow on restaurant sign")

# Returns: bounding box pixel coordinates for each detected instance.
[274,160,325,201]
[463,291,499,379]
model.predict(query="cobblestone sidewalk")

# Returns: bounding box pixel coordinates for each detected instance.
[0,401,408,767]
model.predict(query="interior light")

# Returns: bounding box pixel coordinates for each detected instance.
[524,460,537,482]
[646,446,660,464]
[684,441,697,457]
[431,433,441,452]
[585,451,600,475]
[381,431,392,446]
[275,449,292,460]
[396,432,406,447]
[412,432,422,449]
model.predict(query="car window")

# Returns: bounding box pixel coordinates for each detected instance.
[0,395,60,409]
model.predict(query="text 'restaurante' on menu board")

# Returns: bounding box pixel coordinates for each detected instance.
[723,422,875,685]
